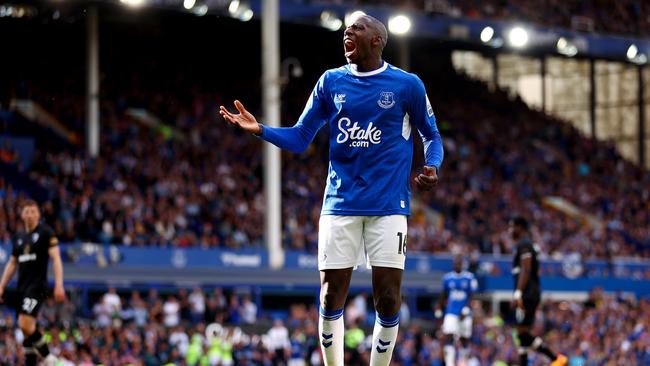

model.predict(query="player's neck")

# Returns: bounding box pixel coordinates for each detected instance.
[354,57,383,72]
[24,222,38,233]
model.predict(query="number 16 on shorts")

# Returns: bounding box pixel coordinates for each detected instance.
[364,215,408,269]
[397,231,407,255]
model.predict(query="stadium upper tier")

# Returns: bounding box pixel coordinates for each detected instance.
[335,0,650,38]
[1,60,648,259]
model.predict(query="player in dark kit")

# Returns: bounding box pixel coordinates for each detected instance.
[0,200,65,366]
[509,217,566,366]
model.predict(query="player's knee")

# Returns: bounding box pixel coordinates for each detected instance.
[320,288,346,311]
[373,289,400,316]
[518,332,534,347]
[20,325,36,337]
[18,316,36,336]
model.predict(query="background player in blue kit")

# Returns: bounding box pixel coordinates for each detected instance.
[436,255,478,366]
[220,14,443,366]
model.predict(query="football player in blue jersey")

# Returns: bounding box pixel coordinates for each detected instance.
[220,14,443,366]
[436,255,477,366]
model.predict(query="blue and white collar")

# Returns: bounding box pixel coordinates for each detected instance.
[348,61,388,77]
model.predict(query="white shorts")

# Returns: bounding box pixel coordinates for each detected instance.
[442,314,472,339]
[318,215,407,270]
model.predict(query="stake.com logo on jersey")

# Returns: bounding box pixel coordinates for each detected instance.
[336,117,382,148]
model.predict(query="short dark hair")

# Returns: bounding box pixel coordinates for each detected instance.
[511,216,529,230]
[21,199,39,211]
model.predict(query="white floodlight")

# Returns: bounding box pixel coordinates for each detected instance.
[183,0,195,10]
[508,26,529,48]
[193,4,208,16]
[320,11,343,31]
[480,26,494,43]
[556,37,578,57]
[228,0,239,15]
[388,14,412,35]
[240,8,253,21]
[120,0,145,7]
[627,44,638,60]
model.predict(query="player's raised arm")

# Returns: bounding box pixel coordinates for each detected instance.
[409,75,443,191]
[219,73,329,153]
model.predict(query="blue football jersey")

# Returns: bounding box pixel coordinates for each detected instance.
[260,62,444,216]
[442,271,478,316]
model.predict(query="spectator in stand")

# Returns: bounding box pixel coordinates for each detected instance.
[130,291,149,327]
[102,287,121,315]
[0,141,19,165]
[169,325,190,357]
[92,296,113,329]
[163,295,181,328]
[267,318,291,365]
[189,287,206,324]
[346,293,368,327]
[240,294,258,325]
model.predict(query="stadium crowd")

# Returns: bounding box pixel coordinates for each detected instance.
[330,0,650,36]
[0,287,648,365]
[1,64,649,261]
[1,6,649,366]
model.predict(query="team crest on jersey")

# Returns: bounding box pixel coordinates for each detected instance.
[377,91,395,109]
[32,233,39,243]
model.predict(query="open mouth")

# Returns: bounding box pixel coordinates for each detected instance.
[344,39,356,58]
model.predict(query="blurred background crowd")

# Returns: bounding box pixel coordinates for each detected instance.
[2,63,648,260]
[0,287,648,366]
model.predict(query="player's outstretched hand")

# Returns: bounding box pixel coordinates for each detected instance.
[415,166,438,191]
[54,286,66,303]
[219,100,262,135]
